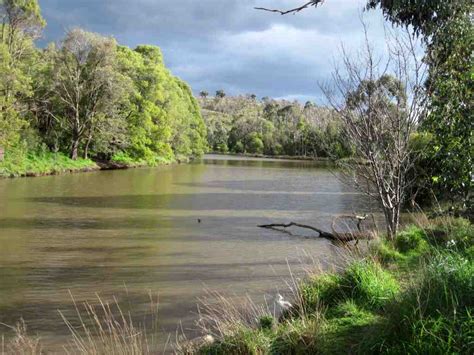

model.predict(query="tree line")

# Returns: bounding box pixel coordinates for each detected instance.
[0,0,207,167]
[199,93,351,159]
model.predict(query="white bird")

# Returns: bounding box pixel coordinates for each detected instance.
[277,294,292,310]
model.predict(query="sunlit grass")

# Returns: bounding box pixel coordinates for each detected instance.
[0,151,98,178]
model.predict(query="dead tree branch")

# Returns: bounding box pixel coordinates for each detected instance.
[255,1,325,15]
[259,221,372,243]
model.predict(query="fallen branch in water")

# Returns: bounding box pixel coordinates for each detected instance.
[258,221,373,243]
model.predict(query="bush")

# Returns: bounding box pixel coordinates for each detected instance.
[301,274,341,313]
[338,261,399,310]
[0,150,97,177]
[426,217,474,251]
[111,151,139,165]
[395,226,429,254]
[246,133,264,154]
[258,316,275,331]
[233,141,244,154]
[216,142,228,153]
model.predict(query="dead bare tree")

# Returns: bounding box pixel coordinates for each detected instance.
[321,25,429,239]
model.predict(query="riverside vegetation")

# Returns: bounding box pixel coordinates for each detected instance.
[198,94,350,160]
[186,216,473,354]
[0,1,207,178]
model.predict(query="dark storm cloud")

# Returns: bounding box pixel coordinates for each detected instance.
[39,0,387,101]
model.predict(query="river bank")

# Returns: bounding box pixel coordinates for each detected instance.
[208,152,332,162]
[0,151,195,179]
[0,151,330,179]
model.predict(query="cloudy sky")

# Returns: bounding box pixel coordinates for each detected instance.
[39,0,388,102]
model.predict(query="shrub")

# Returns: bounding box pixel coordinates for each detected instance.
[338,261,399,310]
[258,316,274,331]
[425,217,474,252]
[301,273,341,313]
[395,226,429,254]
[111,151,138,165]
[233,141,244,154]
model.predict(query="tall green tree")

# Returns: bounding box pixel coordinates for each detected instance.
[44,29,128,160]
[0,0,45,150]
[117,45,206,163]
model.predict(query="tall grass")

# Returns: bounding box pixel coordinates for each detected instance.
[1,320,42,355]
[1,292,163,355]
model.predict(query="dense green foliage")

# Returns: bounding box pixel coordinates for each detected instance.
[195,218,474,354]
[421,4,473,203]
[199,95,350,158]
[368,0,473,205]
[0,0,207,177]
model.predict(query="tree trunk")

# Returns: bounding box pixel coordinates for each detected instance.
[84,134,92,159]
[70,138,80,160]
[383,205,400,240]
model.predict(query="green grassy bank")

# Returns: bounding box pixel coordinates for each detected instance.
[0,151,99,178]
[0,150,182,178]
[193,217,474,354]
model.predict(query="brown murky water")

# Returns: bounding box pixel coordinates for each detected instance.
[0,155,373,349]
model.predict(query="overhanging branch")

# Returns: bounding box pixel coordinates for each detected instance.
[255,0,325,15]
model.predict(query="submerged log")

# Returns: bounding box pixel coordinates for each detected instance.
[258,221,373,243]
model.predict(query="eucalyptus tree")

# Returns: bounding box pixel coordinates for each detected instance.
[49,29,128,160]
[322,30,429,239]
[0,0,44,60]
[215,90,226,99]
[0,0,44,149]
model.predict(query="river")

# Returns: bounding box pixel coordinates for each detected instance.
[0,154,374,350]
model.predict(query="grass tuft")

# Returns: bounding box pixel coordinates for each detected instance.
[302,260,399,312]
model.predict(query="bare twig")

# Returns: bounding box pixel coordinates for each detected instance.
[255,0,325,15]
